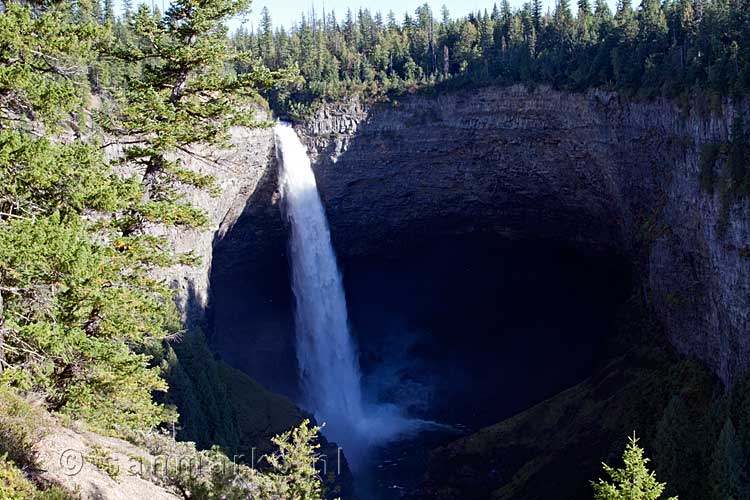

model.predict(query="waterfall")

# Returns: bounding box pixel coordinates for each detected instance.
[275,123,365,450]
[275,123,428,466]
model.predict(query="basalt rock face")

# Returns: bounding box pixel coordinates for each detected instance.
[103,120,278,328]
[147,125,276,325]
[202,85,748,447]
[295,85,749,387]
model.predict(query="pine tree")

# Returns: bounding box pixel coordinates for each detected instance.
[501,0,512,20]
[592,433,678,500]
[256,420,325,499]
[232,0,750,114]
[0,0,185,430]
[0,0,307,435]
[107,0,291,231]
[615,0,637,36]
[91,0,104,24]
[639,0,668,43]
[576,0,594,42]
[594,0,613,22]
[123,0,133,18]
[344,8,356,44]
[387,10,398,30]
[103,0,115,25]
[556,0,573,22]
[532,0,544,30]
[479,10,495,63]
[0,1,100,124]
[709,419,744,500]
[259,6,276,67]
[492,3,500,21]
[654,396,702,498]
[579,0,593,17]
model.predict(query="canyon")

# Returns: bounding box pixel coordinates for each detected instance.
[163,84,748,498]
[210,84,748,386]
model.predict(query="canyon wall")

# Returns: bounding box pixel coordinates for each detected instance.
[295,85,749,387]
[170,85,748,394]
[147,125,276,325]
[138,84,747,500]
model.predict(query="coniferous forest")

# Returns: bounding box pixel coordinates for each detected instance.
[0,0,749,498]
[231,0,750,114]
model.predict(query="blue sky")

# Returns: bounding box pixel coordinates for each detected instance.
[243,1,494,30]
[239,0,589,32]
[130,0,619,34]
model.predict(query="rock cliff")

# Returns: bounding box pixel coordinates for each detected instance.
[101,86,748,391]
[293,85,749,387]
[155,85,748,500]
[148,125,276,325]
[103,119,276,326]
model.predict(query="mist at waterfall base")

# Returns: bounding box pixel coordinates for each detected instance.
[339,236,630,499]
[274,123,428,468]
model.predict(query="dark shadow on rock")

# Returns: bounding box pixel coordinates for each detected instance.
[207,154,300,400]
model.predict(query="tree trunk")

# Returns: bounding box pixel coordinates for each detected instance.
[169,68,189,105]
[142,155,164,203]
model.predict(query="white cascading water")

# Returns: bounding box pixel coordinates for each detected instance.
[275,123,420,466]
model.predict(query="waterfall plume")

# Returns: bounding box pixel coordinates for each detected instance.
[274,123,424,466]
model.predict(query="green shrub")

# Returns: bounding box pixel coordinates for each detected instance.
[103,429,240,498]
[0,387,47,468]
[258,420,324,500]
[86,445,120,481]
[123,420,326,500]
[0,455,74,500]
[35,487,77,500]
[0,456,37,500]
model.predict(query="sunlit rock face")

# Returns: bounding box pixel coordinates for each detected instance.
[127,124,276,326]
[296,85,749,387]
